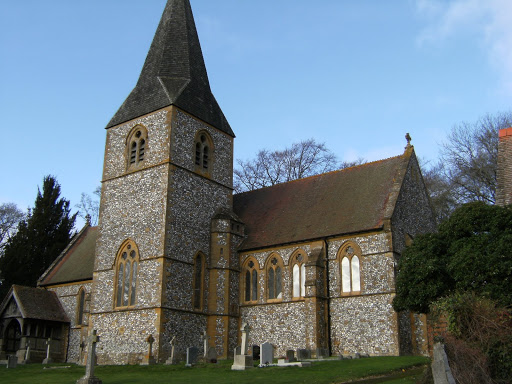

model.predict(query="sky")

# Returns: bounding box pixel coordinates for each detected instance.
[1,0,511,228]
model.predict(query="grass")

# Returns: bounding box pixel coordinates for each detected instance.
[0,356,429,384]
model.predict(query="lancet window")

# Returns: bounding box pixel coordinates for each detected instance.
[114,240,139,308]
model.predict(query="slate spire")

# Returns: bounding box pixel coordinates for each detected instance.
[107,0,233,136]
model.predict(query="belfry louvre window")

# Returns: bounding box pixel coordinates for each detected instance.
[194,131,213,174]
[127,126,147,168]
[115,240,139,308]
[339,244,361,294]
[267,255,283,301]
[244,259,258,303]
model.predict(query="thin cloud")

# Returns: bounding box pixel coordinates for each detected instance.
[415,0,512,93]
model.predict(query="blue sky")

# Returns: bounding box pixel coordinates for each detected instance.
[1,0,511,227]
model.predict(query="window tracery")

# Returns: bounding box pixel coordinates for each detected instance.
[266,254,283,301]
[194,131,213,174]
[243,258,258,303]
[114,240,139,308]
[127,125,147,169]
[339,243,361,294]
[291,250,307,298]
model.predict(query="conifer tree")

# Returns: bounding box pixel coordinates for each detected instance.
[0,176,76,297]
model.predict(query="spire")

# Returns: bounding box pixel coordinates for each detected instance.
[106,0,233,136]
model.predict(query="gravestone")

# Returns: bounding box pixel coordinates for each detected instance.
[201,330,209,358]
[22,340,31,364]
[316,348,329,359]
[43,338,53,364]
[296,349,311,360]
[165,336,177,365]
[185,346,199,367]
[260,342,273,365]
[207,347,217,363]
[240,322,250,355]
[286,350,297,363]
[231,323,254,370]
[251,345,260,360]
[142,334,156,365]
[76,330,102,384]
[7,355,17,369]
[234,346,241,356]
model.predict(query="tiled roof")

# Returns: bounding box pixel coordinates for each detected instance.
[106,0,233,137]
[234,150,412,251]
[38,225,97,286]
[0,285,69,322]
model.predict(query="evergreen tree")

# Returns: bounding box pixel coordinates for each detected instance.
[0,176,76,297]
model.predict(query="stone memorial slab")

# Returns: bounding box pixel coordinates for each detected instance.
[297,349,311,360]
[240,323,250,355]
[260,342,273,365]
[207,347,217,363]
[76,330,102,384]
[186,346,199,367]
[7,355,17,369]
[165,336,177,365]
[286,350,297,363]
[251,345,260,360]
[43,338,53,364]
[231,354,254,370]
[316,348,329,359]
[142,334,156,365]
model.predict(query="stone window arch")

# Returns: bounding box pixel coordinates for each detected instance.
[290,249,307,299]
[338,242,362,295]
[126,125,148,169]
[76,287,86,326]
[266,253,283,301]
[114,239,139,308]
[192,252,205,310]
[242,257,259,303]
[194,130,213,175]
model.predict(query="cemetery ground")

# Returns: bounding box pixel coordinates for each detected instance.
[0,356,428,384]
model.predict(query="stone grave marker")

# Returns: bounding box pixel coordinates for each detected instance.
[260,342,273,365]
[234,345,241,356]
[43,338,53,364]
[207,347,217,363]
[186,346,199,367]
[316,348,329,359]
[297,349,311,360]
[286,350,297,363]
[231,323,254,370]
[201,330,209,357]
[76,330,102,384]
[7,355,17,369]
[241,322,250,355]
[22,340,31,364]
[252,345,260,360]
[165,336,177,365]
[142,334,156,365]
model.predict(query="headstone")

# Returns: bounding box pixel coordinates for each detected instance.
[201,330,209,357]
[296,349,311,360]
[76,330,102,384]
[7,355,17,369]
[316,348,329,359]
[234,345,241,356]
[251,345,260,360]
[43,338,53,364]
[260,342,273,365]
[240,323,250,355]
[207,347,217,363]
[185,346,199,367]
[286,350,297,363]
[22,340,31,364]
[142,334,156,365]
[165,336,177,365]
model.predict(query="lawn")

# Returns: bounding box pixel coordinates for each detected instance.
[0,356,429,384]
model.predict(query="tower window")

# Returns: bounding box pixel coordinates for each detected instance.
[114,240,139,308]
[194,131,213,175]
[127,126,148,169]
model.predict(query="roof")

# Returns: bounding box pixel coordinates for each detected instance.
[106,0,233,137]
[38,225,97,286]
[0,285,69,323]
[233,149,412,251]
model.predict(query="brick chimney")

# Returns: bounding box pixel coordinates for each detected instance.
[496,127,512,206]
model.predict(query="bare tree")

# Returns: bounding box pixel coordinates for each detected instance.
[234,139,339,193]
[76,186,101,226]
[440,112,512,206]
[0,203,25,253]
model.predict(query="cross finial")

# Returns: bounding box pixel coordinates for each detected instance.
[405,132,412,148]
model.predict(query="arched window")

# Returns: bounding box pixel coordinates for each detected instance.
[76,287,86,326]
[194,131,213,174]
[243,258,259,303]
[127,125,148,169]
[339,243,362,295]
[193,253,205,310]
[114,240,139,308]
[266,254,283,301]
[291,250,307,298]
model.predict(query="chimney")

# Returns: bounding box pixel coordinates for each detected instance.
[496,127,512,206]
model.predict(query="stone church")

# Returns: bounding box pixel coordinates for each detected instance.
[0,0,461,364]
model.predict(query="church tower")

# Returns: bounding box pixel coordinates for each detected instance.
[89,0,239,364]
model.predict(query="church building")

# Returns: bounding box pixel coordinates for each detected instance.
[1,0,441,364]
